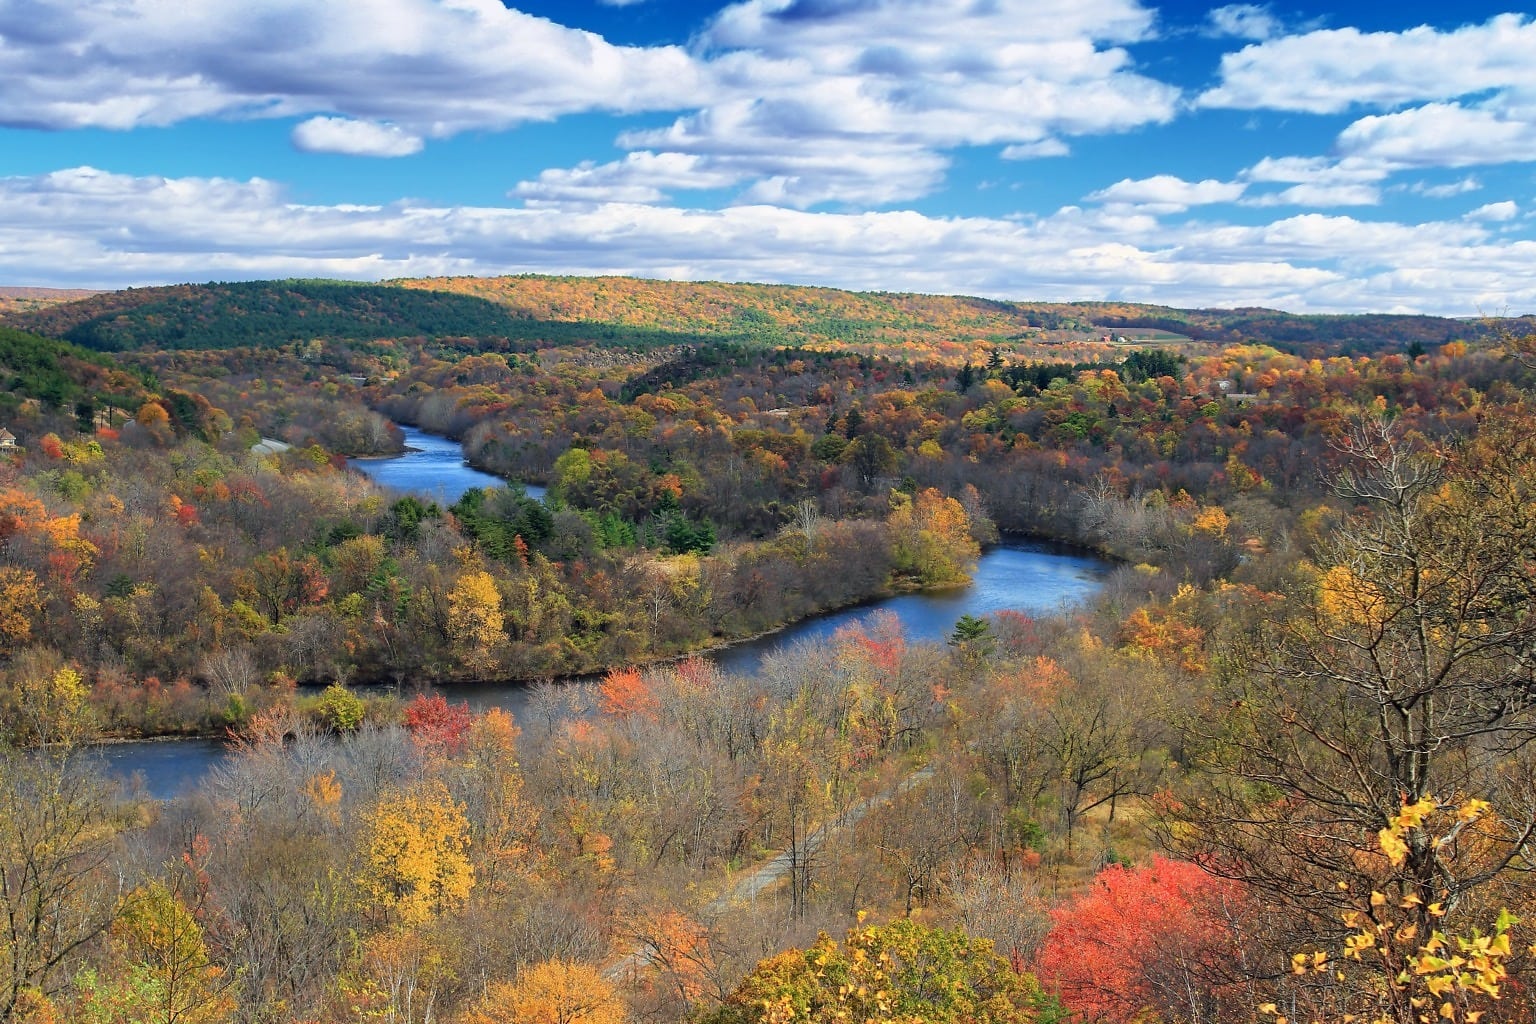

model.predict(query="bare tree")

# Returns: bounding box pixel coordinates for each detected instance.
[1171,415,1536,936]
[0,748,125,1021]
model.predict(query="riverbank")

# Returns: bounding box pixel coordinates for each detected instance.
[100,539,1109,796]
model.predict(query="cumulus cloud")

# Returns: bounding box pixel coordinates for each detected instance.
[0,0,1189,207]
[1410,176,1482,198]
[1243,183,1381,207]
[506,0,1179,208]
[1200,14,1536,114]
[291,117,423,157]
[1466,200,1519,222]
[1087,175,1246,210]
[1207,4,1279,41]
[0,0,702,134]
[1000,139,1072,160]
[1337,103,1536,168]
[7,165,1536,317]
[1241,155,1389,185]
[598,0,1182,206]
[513,152,743,205]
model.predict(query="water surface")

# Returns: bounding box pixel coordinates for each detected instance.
[349,424,544,504]
[110,426,1106,798]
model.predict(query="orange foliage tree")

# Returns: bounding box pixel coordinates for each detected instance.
[597,666,660,721]
[457,959,624,1024]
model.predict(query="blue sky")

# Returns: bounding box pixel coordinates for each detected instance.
[2,0,1534,314]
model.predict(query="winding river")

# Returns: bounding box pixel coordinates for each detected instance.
[349,424,546,503]
[101,430,1108,799]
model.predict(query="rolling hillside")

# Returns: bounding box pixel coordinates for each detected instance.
[4,274,1518,361]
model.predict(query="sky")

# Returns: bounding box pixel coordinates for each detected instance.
[2,0,1535,314]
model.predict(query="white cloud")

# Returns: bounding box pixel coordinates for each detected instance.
[1207,4,1279,41]
[1243,183,1381,207]
[291,117,423,157]
[606,0,1182,206]
[1000,140,1071,160]
[0,0,703,134]
[1241,155,1389,185]
[1466,200,1519,221]
[8,165,1536,317]
[1200,14,1536,114]
[1337,102,1536,168]
[513,151,744,205]
[0,0,1191,210]
[1088,175,1246,210]
[1410,176,1482,198]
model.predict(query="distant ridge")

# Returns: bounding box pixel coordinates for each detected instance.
[8,274,1525,358]
[0,286,103,299]
[396,275,1512,355]
[0,286,104,319]
[6,279,531,352]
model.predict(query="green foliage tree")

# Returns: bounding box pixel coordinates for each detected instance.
[312,683,366,733]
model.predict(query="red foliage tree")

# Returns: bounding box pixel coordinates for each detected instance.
[1035,856,1256,1024]
[402,692,473,755]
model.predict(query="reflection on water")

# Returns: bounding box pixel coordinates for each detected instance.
[710,540,1106,676]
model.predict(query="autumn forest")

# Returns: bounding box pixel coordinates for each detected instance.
[1,275,1535,1024]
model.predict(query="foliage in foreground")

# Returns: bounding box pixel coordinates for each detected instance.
[697,918,1061,1024]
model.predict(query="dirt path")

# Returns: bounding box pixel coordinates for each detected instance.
[603,764,935,981]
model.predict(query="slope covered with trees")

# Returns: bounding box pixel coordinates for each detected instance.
[5,280,533,352]
[3,274,1536,1024]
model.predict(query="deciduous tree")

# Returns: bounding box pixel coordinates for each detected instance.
[1035,857,1256,1024]
[357,779,474,927]
[1173,415,1536,949]
[698,918,1056,1024]
[457,959,623,1024]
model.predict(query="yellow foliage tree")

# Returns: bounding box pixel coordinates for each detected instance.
[887,487,979,587]
[0,568,42,656]
[2,657,93,747]
[80,880,235,1024]
[1263,798,1531,1024]
[356,779,474,927]
[458,960,624,1024]
[453,708,543,897]
[446,569,506,670]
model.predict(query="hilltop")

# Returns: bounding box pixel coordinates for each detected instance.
[2,279,531,352]
[4,274,1521,361]
[0,286,102,319]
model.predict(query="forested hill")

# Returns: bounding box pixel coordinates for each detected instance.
[4,280,533,352]
[4,273,1520,358]
[1082,304,1523,354]
[0,324,148,413]
[394,276,1512,356]
[397,274,1066,349]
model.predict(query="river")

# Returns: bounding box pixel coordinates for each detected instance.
[349,424,545,503]
[101,429,1107,798]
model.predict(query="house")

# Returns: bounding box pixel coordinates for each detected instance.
[0,428,16,450]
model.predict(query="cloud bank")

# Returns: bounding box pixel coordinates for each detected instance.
[6,166,1535,316]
